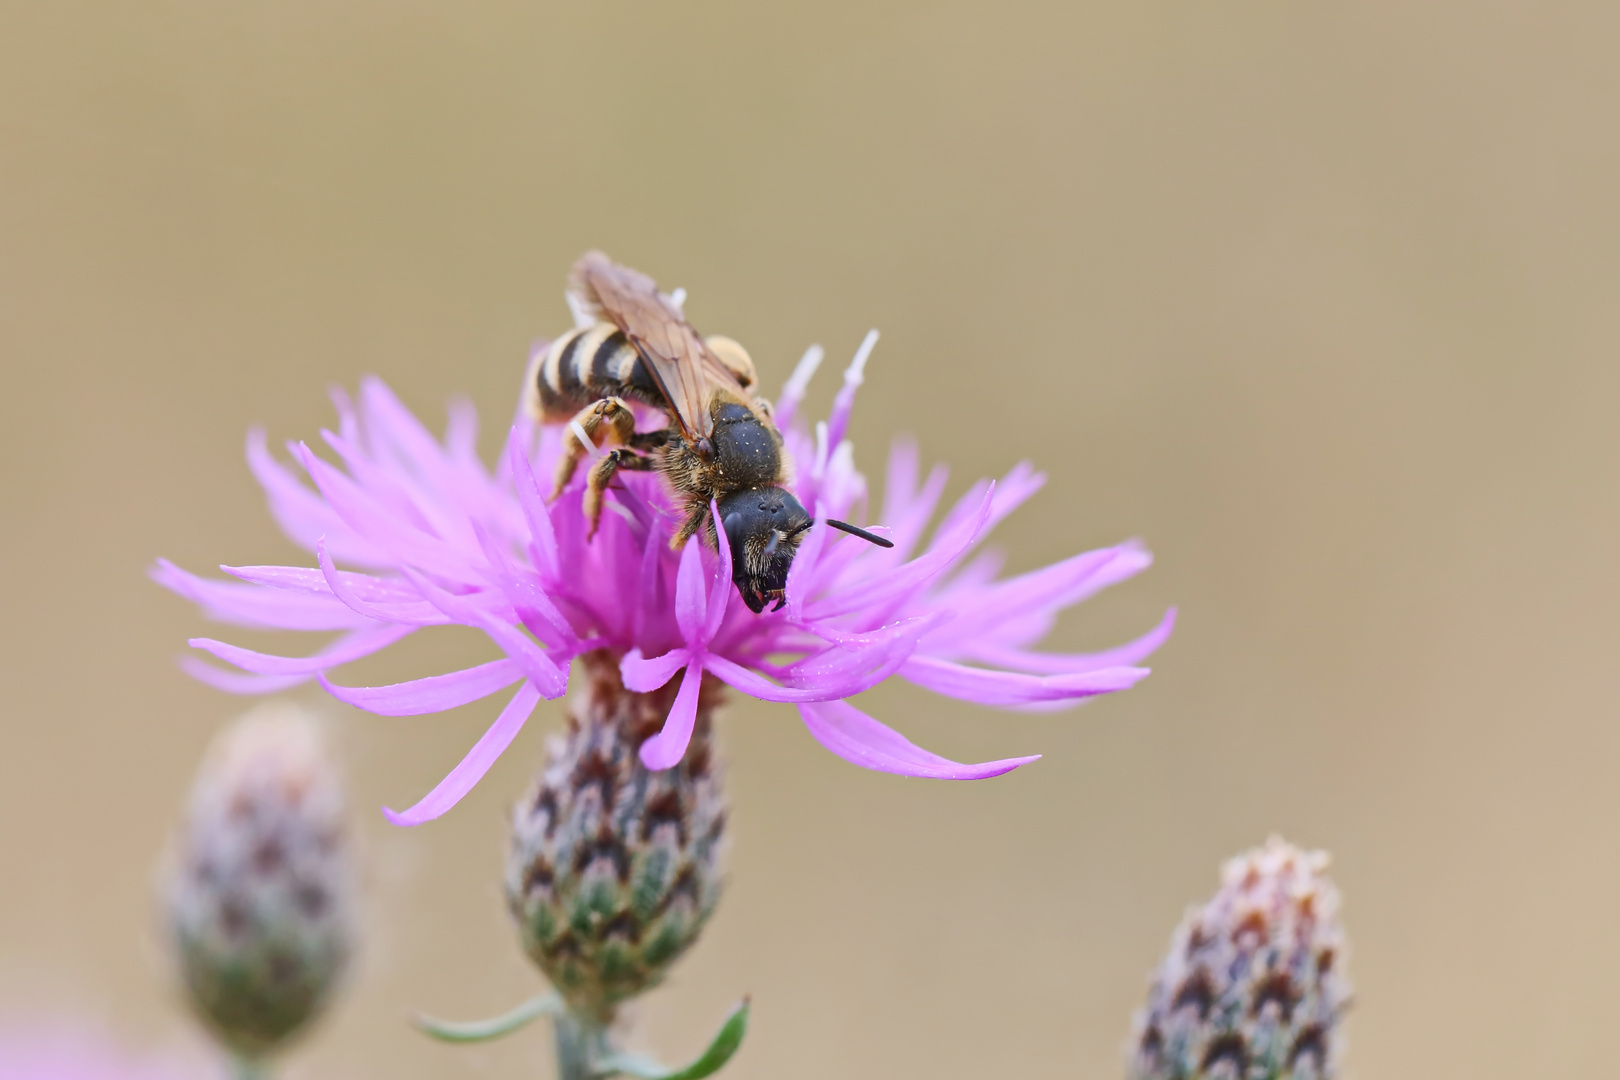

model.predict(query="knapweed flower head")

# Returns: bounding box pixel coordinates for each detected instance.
[506,652,727,1020]
[1129,837,1351,1080]
[163,702,356,1060]
[156,330,1173,825]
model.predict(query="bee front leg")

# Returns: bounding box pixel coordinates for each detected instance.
[550,397,638,500]
[583,449,657,538]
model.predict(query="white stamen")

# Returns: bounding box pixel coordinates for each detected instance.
[566,291,593,330]
[844,329,879,387]
[603,500,639,528]
[668,287,687,311]
[569,420,601,460]
[782,344,825,401]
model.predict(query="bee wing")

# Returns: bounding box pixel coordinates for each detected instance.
[568,251,749,443]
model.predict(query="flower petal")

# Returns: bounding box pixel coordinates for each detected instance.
[798,699,1039,779]
[401,568,567,698]
[179,657,315,694]
[674,535,709,647]
[704,634,914,702]
[807,483,995,620]
[507,427,559,580]
[783,517,828,622]
[705,501,732,640]
[188,624,413,675]
[315,540,448,625]
[318,658,522,716]
[151,559,374,631]
[246,429,386,568]
[899,656,1150,706]
[296,443,477,581]
[958,607,1177,674]
[470,521,577,647]
[383,681,542,826]
[638,659,704,771]
[823,329,877,457]
[620,647,692,693]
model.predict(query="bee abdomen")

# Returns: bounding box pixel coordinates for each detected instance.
[531,323,658,419]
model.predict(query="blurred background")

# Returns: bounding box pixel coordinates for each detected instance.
[3,1,1618,1077]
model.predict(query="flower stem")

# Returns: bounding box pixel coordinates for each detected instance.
[228,1056,269,1080]
[553,1010,609,1080]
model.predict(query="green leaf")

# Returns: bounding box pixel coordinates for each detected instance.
[596,998,750,1080]
[411,993,565,1043]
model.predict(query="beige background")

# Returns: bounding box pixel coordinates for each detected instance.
[3,1,1618,1077]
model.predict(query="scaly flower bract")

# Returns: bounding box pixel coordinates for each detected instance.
[156,338,1174,825]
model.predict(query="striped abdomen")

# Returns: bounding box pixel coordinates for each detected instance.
[527,323,664,420]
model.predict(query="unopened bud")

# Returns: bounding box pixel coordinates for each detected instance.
[164,703,355,1060]
[506,655,727,1021]
[1129,837,1351,1080]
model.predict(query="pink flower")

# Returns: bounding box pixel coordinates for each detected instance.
[0,1027,199,1080]
[156,337,1173,825]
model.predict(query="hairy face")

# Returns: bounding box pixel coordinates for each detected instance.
[717,487,812,612]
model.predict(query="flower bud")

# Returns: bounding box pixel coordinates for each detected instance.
[163,703,355,1060]
[506,654,727,1021]
[1129,837,1351,1080]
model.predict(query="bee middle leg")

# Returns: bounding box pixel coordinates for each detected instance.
[550,397,638,500]
[583,448,657,538]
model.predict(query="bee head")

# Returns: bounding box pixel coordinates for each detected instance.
[718,487,812,614]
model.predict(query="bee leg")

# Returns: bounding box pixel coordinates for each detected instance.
[550,397,638,500]
[628,428,670,452]
[670,505,709,550]
[583,449,656,538]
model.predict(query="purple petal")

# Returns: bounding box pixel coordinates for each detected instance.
[401,568,568,698]
[618,650,690,693]
[383,681,542,826]
[222,563,420,601]
[958,607,1177,674]
[638,658,704,771]
[151,559,374,631]
[621,647,692,693]
[704,654,865,703]
[704,615,922,700]
[633,512,668,645]
[296,443,475,581]
[179,657,314,694]
[507,427,559,580]
[922,543,1154,651]
[899,657,1150,706]
[673,536,708,647]
[884,460,949,563]
[704,501,732,639]
[314,540,445,625]
[783,517,829,622]
[318,658,522,716]
[188,624,413,675]
[772,343,824,430]
[807,483,995,620]
[823,330,877,457]
[799,699,1039,779]
[246,429,387,568]
[470,521,577,647]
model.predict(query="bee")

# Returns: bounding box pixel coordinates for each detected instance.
[524,251,891,613]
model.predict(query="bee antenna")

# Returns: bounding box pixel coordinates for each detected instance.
[824,519,895,548]
[763,532,781,558]
[722,512,744,541]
